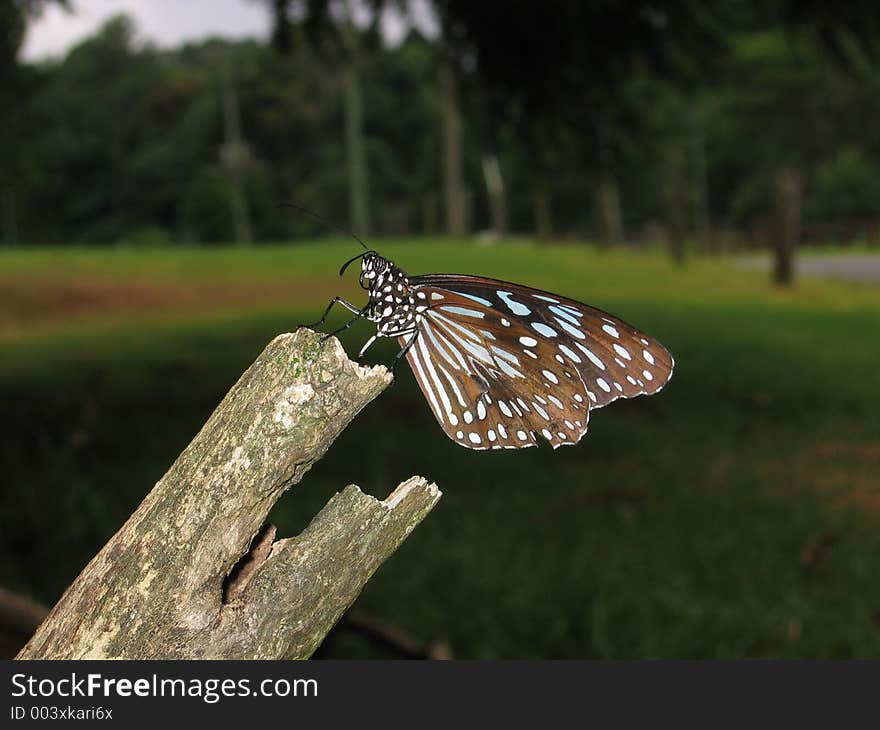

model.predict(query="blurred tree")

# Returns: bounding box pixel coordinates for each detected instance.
[254,0,377,235]
[7,1,880,251]
[27,16,178,242]
[0,0,69,245]
[340,12,371,235]
[219,62,254,246]
[441,57,465,236]
[808,146,880,222]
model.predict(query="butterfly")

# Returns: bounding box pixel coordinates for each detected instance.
[309,247,674,451]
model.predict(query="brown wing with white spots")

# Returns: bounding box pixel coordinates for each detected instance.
[400,276,673,450]
[399,288,591,450]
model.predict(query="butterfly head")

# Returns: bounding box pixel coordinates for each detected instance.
[358,251,390,289]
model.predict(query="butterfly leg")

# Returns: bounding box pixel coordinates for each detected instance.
[320,306,370,343]
[387,329,419,382]
[298,296,365,332]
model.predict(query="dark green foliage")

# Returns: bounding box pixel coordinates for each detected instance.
[2,7,880,246]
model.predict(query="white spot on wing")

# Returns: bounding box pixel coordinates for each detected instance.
[576,343,605,370]
[558,344,581,363]
[613,344,631,360]
[542,369,559,384]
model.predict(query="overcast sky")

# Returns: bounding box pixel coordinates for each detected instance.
[21,0,436,61]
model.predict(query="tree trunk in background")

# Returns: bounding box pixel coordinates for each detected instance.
[533,186,552,242]
[594,122,622,247]
[773,166,802,286]
[663,143,688,265]
[343,65,370,235]
[220,65,253,246]
[481,154,507,237]
[442,61,466,237]
[1,189,17,247]
[595,175,623,247]
[690,104,710,245]
[423,192,439,234]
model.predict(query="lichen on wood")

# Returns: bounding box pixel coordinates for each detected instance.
[16,330,441,660]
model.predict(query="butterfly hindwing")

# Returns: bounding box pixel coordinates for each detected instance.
[399,275,673,450]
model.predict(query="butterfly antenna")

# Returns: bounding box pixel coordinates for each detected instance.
[278,202,370,251]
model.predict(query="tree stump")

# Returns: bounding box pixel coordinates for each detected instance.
[16,330,441,660]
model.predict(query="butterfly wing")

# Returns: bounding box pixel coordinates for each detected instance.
[398,275,673,450]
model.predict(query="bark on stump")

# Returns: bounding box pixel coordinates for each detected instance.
[16,330,440,660]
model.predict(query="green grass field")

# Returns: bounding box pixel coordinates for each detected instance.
[2,240,879,658]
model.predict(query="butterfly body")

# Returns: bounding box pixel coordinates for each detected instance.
[360,254,422,336]
[324,251,673,451]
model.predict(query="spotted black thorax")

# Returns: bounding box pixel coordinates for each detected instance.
[359,253,426,336]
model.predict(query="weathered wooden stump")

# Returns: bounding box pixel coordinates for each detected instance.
[16,330,440,660]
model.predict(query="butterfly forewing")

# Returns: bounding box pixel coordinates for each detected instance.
[400,275,673,450]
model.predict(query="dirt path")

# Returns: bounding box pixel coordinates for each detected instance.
[739,254,880,284]
[0,274,345,337]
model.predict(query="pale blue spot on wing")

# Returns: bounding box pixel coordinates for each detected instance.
[495,357,523,379]
[531,322,557,338]
[457,292,494,307]
[441,305,485,318]
[555,318,586,339]
[558,304,583,318]
[436,325,494,364]
[430,311,481,342]
[549,305,580,325]
[576,342,606,370]
[491,345,520,366]
[422,320,462,371]
[558,343,582,363]
[498,290,531,316]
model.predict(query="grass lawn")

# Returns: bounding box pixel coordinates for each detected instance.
[2,240,879,658]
